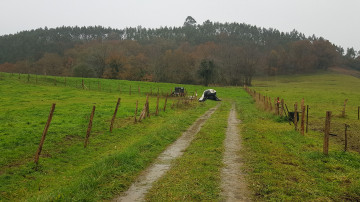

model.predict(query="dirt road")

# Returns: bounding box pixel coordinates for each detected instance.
[220,104,251,201]
[114,105,219,202]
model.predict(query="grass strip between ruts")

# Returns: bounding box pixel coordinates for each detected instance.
[145,102,230,201]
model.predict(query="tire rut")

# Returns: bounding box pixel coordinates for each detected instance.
[221,104,251,201]
[114,104,219,202]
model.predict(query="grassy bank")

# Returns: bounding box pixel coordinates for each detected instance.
[236,77,360,201]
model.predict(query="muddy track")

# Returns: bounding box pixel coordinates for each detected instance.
[114,105,219,202]
[220,104,251,201]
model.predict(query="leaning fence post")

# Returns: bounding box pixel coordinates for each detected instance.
[84,106,96,148]
[323,111,332,155]
[110,98,121,133]
[34,103,56,165]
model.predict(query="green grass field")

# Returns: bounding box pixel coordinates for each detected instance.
[241,72,360,200]
[0,73,218,201]
[251,72,360,153]
[1,72,360,201]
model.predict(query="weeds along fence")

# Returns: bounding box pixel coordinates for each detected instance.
[244,86,360,155]
[0,72,199,97]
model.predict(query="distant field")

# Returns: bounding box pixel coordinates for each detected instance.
[251,72,360,153]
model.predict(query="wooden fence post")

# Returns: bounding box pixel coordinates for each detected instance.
[342,99,348,117]
[276,97,280,115]
[294,102,298,131]
[306,105,309,133]
[110,98,121,133]
[323,111,332,155]
[164,93,168,112]
[155,95,160,115]
[84,106,96,148]
[138,96,149,122]
[146,95,150,118]
[344,124,350,152]
[34,103,56,164]
[301,105,305,135]
[134,100,138,123]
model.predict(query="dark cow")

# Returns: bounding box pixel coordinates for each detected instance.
[198,89,221,102]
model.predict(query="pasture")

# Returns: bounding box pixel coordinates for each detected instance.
[1,72,360,201]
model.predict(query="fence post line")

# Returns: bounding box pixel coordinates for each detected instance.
[34,103,56,165]
[110,98,121,133]
[323,111,332,155]
[84,106,96,148]
[294,102,298,131]
[301,105,305,135]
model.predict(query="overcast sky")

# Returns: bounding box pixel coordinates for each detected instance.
[1,0,359,51]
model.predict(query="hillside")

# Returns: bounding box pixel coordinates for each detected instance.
[1,18,359,86]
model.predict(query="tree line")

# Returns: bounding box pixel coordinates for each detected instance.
[0,16,359,86]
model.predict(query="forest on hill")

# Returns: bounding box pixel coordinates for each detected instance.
[0,16,359,86]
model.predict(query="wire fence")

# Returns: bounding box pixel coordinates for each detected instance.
[244,86,360,153]
[0,72,201,98]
